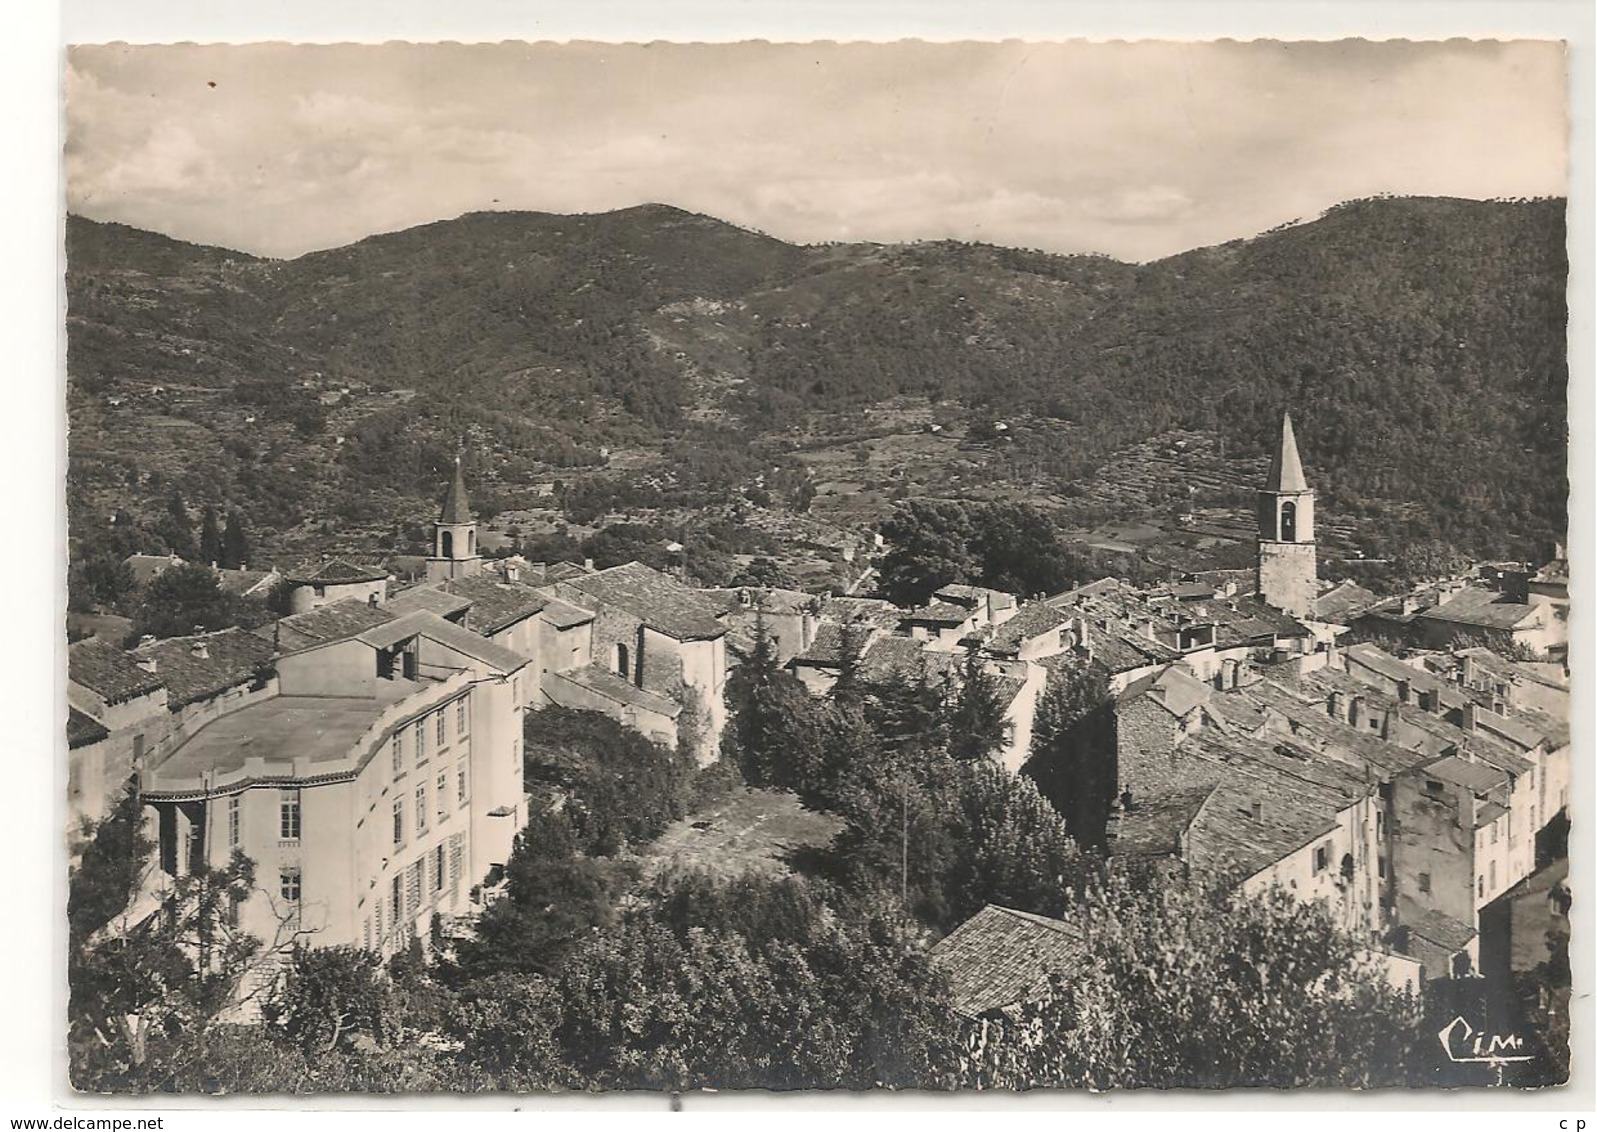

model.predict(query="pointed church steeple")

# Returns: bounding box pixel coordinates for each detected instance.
[1265,412,1309,494]
[425,455,482,582]
[439,455,473,525]
[1256,411,1317,618]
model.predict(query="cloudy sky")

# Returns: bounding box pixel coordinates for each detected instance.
[65,39,1567,262]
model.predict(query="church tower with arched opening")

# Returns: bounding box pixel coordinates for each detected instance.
[1256,412,1317,618]
[425,457,484,582]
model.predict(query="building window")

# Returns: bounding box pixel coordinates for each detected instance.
[364,917,373,950]
[1490,861,1497,890]
[1418,872,1431,894]
[1312,842,1330,874]
[436,713,446,748]
[279,789,301,841]
[1478,875,1485,899]
[391,875,402,935]
[512,738,521,775]
[416,784,428,833]
[279,867,301,906]
[616,642,629,679]
[1491,823,1499,845]
[449,836,463,888]
[433,844,446,893]
[407,860,422,913]
[1280,500,1297,542]
[313,584,326,598]
[227,796,241,848]
[437,772,449,820]
[392,735,403,777]
[1424,779,1445,799]
[458,763,469,806]
[392,798,405,846]
[132,733,146,764]
[415,720,427,761]
[456,698,469,736]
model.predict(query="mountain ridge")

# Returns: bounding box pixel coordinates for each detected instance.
[64,194,1569,575]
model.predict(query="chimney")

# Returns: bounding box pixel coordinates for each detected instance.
[190,641,209,660]
[1418,688,1440,713]
[1251,800,1263,822]
[506,562,520,583]
[1077,617,1092,651]
[1221,658,1238,690]
[1460,655,1477,687]
[1328,689,1346,721]
[1349,695,1366,730]
[1401,594,1420,617]
[1395,678,1411,705]
[583,557,595,572]
[1460,701,1477,733]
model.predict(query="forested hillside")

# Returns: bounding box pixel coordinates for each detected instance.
[65,195,1568,582]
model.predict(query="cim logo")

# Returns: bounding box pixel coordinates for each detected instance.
[1437,1015,1534,1066]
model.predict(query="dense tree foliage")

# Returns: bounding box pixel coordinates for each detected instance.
[961,868,1423,1089]
[128,563,268,643]
[877,500,1087,606]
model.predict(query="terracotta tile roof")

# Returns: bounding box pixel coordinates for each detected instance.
[441,574,549,634]
[1402,906,1477,958]
[266,599,397,653]
[794,621,866,667]
[547,663,682,719]
[67,707,109,748]
[987,602,1071,653]
[131,628,273,708]
[905,601,973,626]
[1421,755,1509,795]
[357,611,530,674]
[1517,708,1569,751]
[929,904,1088,1019]
[68,638,163,705]
[816,596,904,629]
[386,584,474,619]
[543,561,592,583]
[284,557,389,585]
[1312,581,1382,623]
[563,561,726,641]
[537,596,596,630]
[1417,587,1541,632]
[1110,785,1215,857]
[1474,800,1509,829]
[1173,731,1372,880]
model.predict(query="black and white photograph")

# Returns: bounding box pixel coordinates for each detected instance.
[55,27,1581,1099]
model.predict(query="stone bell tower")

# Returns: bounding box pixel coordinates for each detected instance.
[1256,412,1317,618]
[425,456,483,582]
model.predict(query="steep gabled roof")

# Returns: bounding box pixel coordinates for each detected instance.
[929,904,1089,1019]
